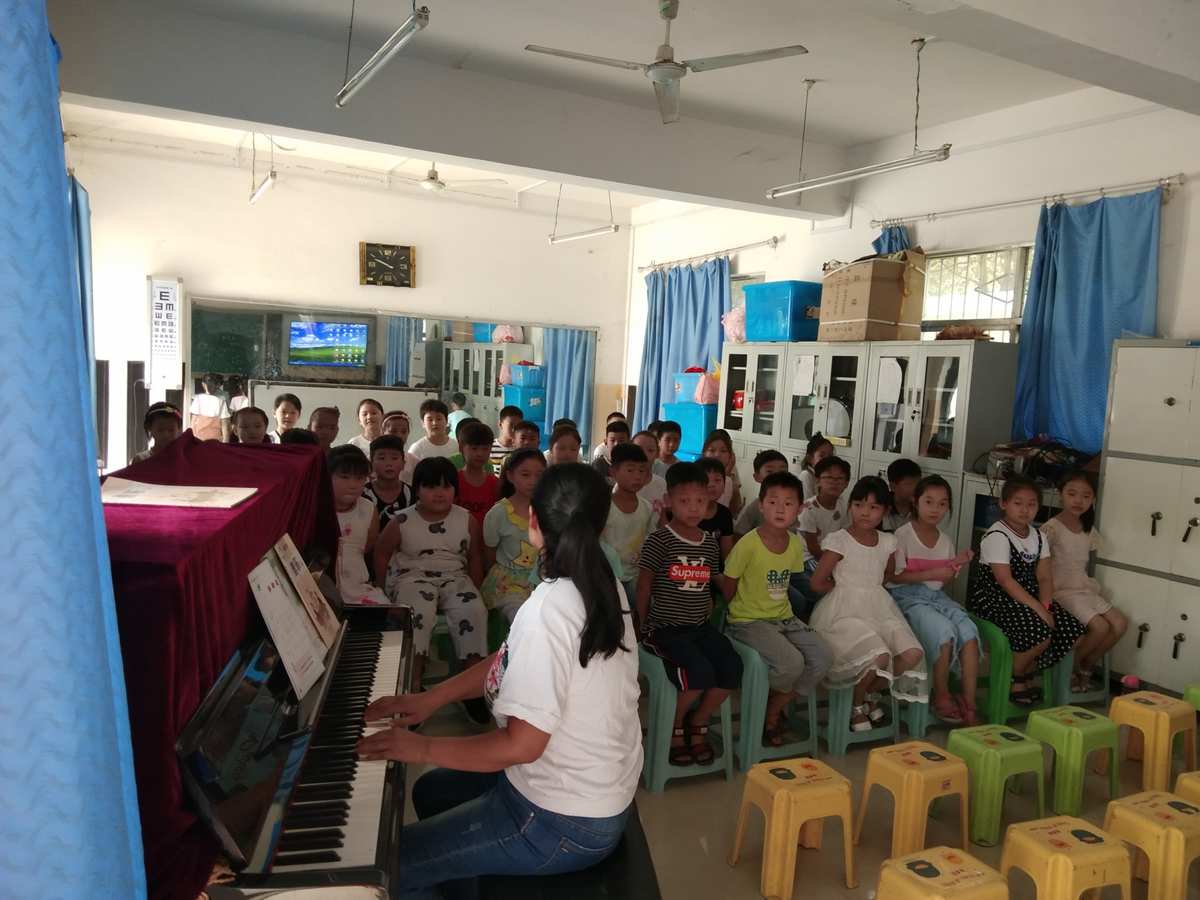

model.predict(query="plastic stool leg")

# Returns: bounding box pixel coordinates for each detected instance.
[959,790,969,850]
[839,812,858,889]
[727,800,750,866]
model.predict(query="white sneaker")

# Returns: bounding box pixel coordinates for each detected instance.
[851,704,874,732]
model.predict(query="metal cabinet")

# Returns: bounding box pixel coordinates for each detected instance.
[778,342,869,475]
[1097,565,1168,687]
[718,344,786,443]
[442,341,532,425]
[1106,346,1200,459]
[862,340,1019,478]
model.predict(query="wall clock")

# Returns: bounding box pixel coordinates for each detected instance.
[359,242,414,287]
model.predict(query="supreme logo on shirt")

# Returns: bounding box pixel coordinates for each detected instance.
[668,558,711,589]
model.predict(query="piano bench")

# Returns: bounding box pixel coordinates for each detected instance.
[479,802,661,900]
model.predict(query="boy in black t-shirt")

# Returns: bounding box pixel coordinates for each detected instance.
[638,463,743,768]
[697,456,735,561]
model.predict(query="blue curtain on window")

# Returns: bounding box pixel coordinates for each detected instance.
[872,224,911,254]
[1013,188,1161,452]
[633,256,731,431]
[384,316,419,385]
[0,12,145,898]
[543,327,597,447]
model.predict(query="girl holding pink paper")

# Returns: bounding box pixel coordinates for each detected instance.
[888,475,980,724]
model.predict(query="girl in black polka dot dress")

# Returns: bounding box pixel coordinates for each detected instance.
[968,475,1084,705]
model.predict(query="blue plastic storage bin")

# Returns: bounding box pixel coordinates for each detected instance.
[674,449,700,463]
[672,372,705,403]
[744,280,822,342]
[509,364,545,388]
[660,402,717,457]
[502,385,546,422]
[472,322,494,342]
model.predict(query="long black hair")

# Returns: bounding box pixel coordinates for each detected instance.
[499,447,548,499]
[1058,469,1098,532]
[532,463,628,667]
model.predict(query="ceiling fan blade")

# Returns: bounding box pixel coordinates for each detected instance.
[448,178,509,187]
[653,79,680,124]
[684,44,808,72]
[524,44,647,72]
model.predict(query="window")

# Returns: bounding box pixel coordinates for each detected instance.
[730,272,765,308]
[920,245,1032,343]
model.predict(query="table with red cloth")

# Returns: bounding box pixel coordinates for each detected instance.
[103,433,338,900]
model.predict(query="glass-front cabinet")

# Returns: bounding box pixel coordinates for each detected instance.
[718,344,785,442]
[780,342,869,462]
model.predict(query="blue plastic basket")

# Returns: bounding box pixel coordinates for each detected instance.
[472,322,494,342]
[744,280,822,342]
[502,385,546,422]
[509,364,545,388]
[660,402,718,457]
[672,372,705,403]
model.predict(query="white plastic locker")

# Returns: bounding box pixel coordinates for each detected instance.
[1161,581,1200,691]
[1106,347,1197,458]
[1097,565,1167,688]
[1171,468,1200,580]
[1098,457,1181,574]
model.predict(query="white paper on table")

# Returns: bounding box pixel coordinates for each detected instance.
[101,476,257,509]
[791,354,816,396]
[273,534,339,648]
[247,552,326,699]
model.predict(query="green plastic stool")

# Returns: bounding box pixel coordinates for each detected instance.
[946,724,1046,846]
[971,615,1065,724]
[1025,705,1119,816]
[1185,684,1200,711]
[637,644,734,791]
[824,684,899,757]
[1051,652,1112,708]
[728,638,818,771]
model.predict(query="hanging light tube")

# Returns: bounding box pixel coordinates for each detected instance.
[249,171,276,204]
[547,224,619,245]
[336,6,430,109]
[766,144,951,200]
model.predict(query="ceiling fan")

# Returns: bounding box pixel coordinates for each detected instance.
[525,0,808,124]
[393,161,509,196]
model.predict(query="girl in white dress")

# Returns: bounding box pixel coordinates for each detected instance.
[811,475,926,732]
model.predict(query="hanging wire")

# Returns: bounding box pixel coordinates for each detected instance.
[912,38,926,153]
[250,131,257,192]
[797,79,814,182]
[551,183,563,237]
[343,0,358,86]
[607,188,614,225]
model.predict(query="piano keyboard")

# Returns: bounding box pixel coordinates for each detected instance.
[270,629,407,873]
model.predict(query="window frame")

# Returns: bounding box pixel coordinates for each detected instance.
[919,243,1033,343]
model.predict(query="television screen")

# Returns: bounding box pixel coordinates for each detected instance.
[288,321,369,368]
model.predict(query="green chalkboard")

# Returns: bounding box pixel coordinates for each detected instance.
[192,308,265,376]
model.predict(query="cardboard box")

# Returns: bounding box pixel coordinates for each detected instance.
[818,250,926,342]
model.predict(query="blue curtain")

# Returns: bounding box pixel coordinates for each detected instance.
[69,176,95,394]
[633,256,731,431]
[543,327,597,447]
[384,315,419,385]
[872,224,911,254]
[0,12,145,898]
[1013,188,1161,452]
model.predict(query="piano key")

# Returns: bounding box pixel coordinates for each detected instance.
[273,850,342,866]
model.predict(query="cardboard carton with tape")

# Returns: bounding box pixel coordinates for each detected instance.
[818,249,926,341]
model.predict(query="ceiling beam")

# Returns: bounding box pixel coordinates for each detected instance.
[47,0,850,219]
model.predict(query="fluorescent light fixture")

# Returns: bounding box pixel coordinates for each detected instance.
[249,171,276,204]
[547,224,620,245]
[766,144,951,200]
[336,7,430,108]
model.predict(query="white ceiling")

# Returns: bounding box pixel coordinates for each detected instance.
[163,0,1082,146]
[61,101,658,213]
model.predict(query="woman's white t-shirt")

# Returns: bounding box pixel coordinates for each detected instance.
[980,520,1050,566]
[229,395,249,413]
[486,577,642,818]
[189,394,230,419]
[892,522,957,590]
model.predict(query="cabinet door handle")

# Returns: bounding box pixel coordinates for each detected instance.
[1151,511,1163,536]
[1137,623,1150,649]
[905,387,912,405]
[1173,633,1186,660]
[914,388,923,407]
[1165,396,1178,407]
[1185,517,1200,542]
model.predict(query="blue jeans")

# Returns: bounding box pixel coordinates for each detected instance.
[401,768,631,898]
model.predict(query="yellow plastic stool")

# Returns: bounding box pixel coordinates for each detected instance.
[728,758,857,899]
[854,741,970,858]
[1176,771,1200,804]
[877,846,1009,900]
[1103,791,1200,900]
[999,816,1131,900]
[1108,691,1198,791]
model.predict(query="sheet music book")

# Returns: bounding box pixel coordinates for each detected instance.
[247,550,326,699]
[102,476,257,508]
[273,534,339,648]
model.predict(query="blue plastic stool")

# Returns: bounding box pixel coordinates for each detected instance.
[1051,652,1111,708]
[824,684,900,757]
[728,638,819,771]
[638,645,734,791]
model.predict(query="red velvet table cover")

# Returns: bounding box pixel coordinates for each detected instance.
[103,433,338,900]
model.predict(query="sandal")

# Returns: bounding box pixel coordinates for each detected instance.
[956,695,979,727]
[866,699,886,722]
[762,717,785,748]
[932,695,964,724]
[1010,676,1041,707]
[851,704,873,733]
[668,727,695,766]
[686,715,716,765]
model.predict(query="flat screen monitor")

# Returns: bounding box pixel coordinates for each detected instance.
[288,321,369,368]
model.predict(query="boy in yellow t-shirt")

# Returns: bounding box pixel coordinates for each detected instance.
[720,472,832,747]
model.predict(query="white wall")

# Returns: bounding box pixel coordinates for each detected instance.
[626,87,1200,382]
[74,145,630,464]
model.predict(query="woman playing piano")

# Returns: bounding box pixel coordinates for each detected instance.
[358,463,642,891]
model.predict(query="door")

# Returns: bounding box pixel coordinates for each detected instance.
[1172,468,1200,580]
[721,348,750,437]
[1107,347,1196,457]
[1161,582,1200,692]
[823,350,865,454]
[783,348,820,449]
[749,350,783,441]
[1097,457,1181,573]
[1098,565,1166,685]
[915,348,963,469]
[869,351,913,459]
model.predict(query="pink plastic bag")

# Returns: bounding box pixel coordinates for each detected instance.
[492,324,524,343]
[694,373,720,405]
[721,307,746,343]
[498,363,513,385]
